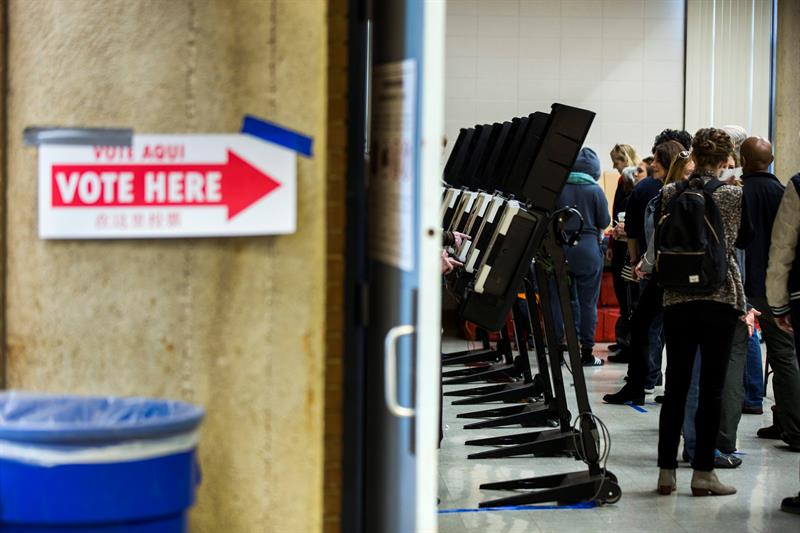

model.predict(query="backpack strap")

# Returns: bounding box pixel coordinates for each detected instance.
[703,178,726,194]
[660,180,687,215]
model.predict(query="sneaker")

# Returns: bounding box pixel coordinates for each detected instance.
[714,451,742,469]
[781,493,800,515]
[644,387,655,395]
[603,385,644,405]
[757,424,783,439]
[742,405,763,415]
[580,347,604,367]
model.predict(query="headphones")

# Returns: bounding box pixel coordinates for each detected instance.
[552,206,584,247]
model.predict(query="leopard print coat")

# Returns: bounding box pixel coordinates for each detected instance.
[660,178,748,313]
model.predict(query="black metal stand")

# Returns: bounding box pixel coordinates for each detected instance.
[442,349,503,366]
[463,254,577,458]
[442,327,521,385]
[444,301,543,408]
[462,402,555,429]
[451,382,540,405]
[445,382,524,398]
[479,471,621,507]
[475,232,621,506]
[442,330,493,363]
[457,272,559,427]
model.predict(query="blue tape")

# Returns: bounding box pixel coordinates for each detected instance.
[625,401,648,413]
[439,502,597,514]
[240,115,313,157]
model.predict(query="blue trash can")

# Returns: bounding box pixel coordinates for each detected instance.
[0,391,204,532]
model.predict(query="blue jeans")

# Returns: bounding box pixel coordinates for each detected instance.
[682,350,702,461]
[641,279,664,388]
[550,267,603,351]
[743,328,764,408]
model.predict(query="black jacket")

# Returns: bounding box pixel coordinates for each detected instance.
[742,171,785,299]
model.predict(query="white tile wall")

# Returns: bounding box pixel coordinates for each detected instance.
[445,0,687,168]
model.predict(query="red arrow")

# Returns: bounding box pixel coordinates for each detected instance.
[51,150,281,220]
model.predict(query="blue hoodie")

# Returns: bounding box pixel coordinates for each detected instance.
[557,148,611,275]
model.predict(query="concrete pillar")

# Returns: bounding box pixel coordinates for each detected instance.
[775,0,800,181]
[4,1,331,531]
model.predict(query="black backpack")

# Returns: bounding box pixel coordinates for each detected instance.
[654,176,727,294]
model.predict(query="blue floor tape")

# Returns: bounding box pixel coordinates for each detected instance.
[439,502,597,514]
[625,401,648,413]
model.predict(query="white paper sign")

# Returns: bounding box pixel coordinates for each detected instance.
[368,60,417,272]
[38,134,296,239]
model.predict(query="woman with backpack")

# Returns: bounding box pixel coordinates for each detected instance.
[655,128,754,497]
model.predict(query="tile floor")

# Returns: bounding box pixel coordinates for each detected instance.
[438,339,800,532]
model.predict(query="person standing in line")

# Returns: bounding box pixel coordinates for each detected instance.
[656,128,753,497]
[602,140,685,405]
[607,144,641,362]
[767,167,800,514]
[685,150,757,470]
[549,147,610,367]
[737,138,800,451]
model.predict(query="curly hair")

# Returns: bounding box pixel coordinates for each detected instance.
[691,128,734,171]
[652,129,693,153]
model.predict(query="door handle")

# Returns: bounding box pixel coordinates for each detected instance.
[384,324,416,418]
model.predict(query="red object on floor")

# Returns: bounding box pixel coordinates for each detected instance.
[594,307,620,342]
[599,271,617,307]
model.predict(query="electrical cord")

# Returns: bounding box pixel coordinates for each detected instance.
[562,347,573,376]
[570,411,614,504]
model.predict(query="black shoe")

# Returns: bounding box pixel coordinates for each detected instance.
[608,343,621,352]
[780,433,800,452]
[757,424,783,439]
[782,493,800,515]
[603,385,644,405]
[742,405,763,415]
[654,395,665,404]
[607,352,630,364]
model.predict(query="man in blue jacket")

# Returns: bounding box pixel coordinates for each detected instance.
[550,148,611,366]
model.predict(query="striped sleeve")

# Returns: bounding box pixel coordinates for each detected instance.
[766,183,800,316]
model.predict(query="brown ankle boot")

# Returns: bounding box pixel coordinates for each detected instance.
[690,470,736,496]
[657,469,676,495]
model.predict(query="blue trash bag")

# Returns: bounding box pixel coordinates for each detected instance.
[0,390,204,444]
[0,391,205,531]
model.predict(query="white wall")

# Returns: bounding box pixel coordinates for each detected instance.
[685,0,773,139]
[445,0,686,168]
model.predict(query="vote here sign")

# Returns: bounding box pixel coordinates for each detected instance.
[38,134,296,239]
